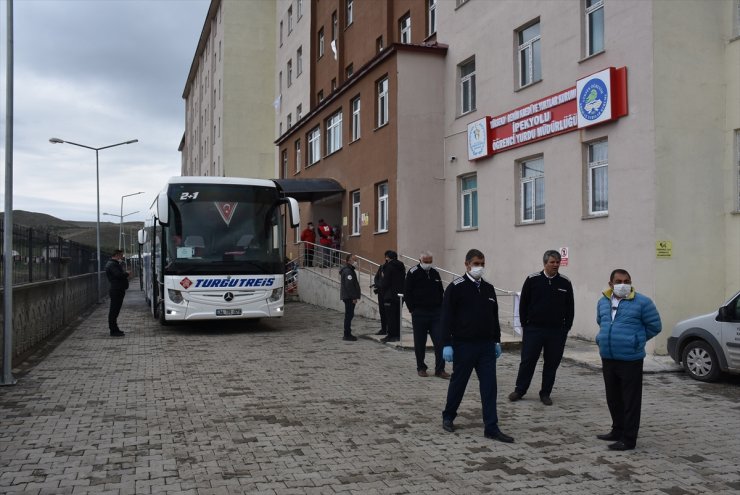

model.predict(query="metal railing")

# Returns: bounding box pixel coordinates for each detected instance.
[0,223,109,286]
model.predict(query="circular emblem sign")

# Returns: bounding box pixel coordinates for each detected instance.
[578,78,609,121]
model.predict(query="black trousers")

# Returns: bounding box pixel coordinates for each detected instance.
[108,289,126,332]
[377,293,388,333]
[384,299,401,338]
[343,299,356,337]
[514,325,568,397]
[602,358,644,447]
[304,247,314,267]
[411,309,444,373]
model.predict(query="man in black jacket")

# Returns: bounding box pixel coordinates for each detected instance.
[509,249,574,405]
[380,250,405,343]
[440,249,513,443]
[105,250,130,337]
[404,251,447,378]
[339,253,361,341]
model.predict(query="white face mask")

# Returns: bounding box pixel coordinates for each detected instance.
[469,266,485,280]
[420,262,432,271]
[613,283,631,298]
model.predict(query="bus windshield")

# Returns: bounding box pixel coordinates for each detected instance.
[163,183,284,275]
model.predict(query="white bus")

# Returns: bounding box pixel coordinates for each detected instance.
[138,177,299,325]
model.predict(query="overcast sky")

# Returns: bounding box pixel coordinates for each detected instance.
[0,0,210,223]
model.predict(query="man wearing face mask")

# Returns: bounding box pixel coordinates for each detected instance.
[339,253,362,341]
[404,251,447,378]
[509,249,574,406]
[595,269,661,451]
[440,249,513,443]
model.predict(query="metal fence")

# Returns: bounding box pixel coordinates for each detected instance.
[0,223,110,286]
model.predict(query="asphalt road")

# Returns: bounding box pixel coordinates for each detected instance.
[1,288,739,494]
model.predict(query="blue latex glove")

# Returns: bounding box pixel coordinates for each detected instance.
[443,346,454,362]
[495,343,502,359]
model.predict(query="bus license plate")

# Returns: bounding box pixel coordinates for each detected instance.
[216,309,242,316]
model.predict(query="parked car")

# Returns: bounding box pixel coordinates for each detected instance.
[667,290,740,382]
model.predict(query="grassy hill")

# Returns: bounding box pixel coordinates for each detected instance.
[1,210,144,253]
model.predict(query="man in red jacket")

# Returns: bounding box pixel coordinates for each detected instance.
[300,222,316,267]
[317,219,333,267]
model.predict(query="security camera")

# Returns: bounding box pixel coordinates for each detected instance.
[450,155,457,162]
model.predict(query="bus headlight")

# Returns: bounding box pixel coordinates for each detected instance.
[168,289,184,304]
[268,287,282,302]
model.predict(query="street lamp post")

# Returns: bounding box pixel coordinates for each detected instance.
[103,211,139,257]
[118,192,144,250]
[49,137,138,303]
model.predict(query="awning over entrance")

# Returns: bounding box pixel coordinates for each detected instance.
[274,178,345,202]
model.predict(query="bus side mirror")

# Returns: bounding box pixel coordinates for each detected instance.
[137,229,147,244]
[286,197,300,228]
[157,192,169,225]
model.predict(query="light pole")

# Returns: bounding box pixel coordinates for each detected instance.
[118,192,144,250]
[103,211,140,257]
[49,137,138,303]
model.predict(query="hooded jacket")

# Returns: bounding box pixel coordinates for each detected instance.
[596,288,662,361]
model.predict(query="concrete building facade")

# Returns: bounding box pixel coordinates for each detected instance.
[181,0,277,179]
[275,0,739,353]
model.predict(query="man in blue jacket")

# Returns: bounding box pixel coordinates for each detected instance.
[595,269,662,451]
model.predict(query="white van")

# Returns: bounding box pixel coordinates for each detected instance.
[667,290,740,382]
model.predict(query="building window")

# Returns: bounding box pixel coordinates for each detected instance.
[460,174,478,229]
[317,90,324,102]
[585,0,604,56]
[377,182,389,232]
[281,149,288,178]
[459,58,476,115]
[288,6,293,34]
[399,13,411,44]
[297,0,303,20]
[296,104,302,120]
[587,140,608,215]
[351,191,361,235]
[326,111,343,155]
[318,28,325,58]
[308,126,321,165]
[287,59,292,87]
[428,0,437,36]
[279,71,282,91]
[331,78,337,92]
[376,36,384,53]
[520,157,545,222]
[332,11,338,41]
[279,122,283,136]
[297,46,303,75]
[346,0,354,26]
[287,113,292,129]
[351,96,361,141]
[377,77,389,127]
[346,63,354,78]
[517,21,541,88]
[295,139,302,173]
[279,20,283,46]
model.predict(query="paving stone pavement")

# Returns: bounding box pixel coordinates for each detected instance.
[1,287,739,494]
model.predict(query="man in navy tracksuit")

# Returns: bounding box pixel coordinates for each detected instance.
[509,249,574,405]
[404,251,447,378]
[441,249,513,443]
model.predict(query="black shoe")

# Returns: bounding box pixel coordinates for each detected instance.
[608,441,635,451]
[508,391,523,402]
[343,335,358,341]
[484,430,515,443]
[442,420,455,433]
[110,330,125,337]
[596,432,620,441]
[381,336,399,343]
[375,330,387,335]
[540,395,553,406]
[434,371,451,379]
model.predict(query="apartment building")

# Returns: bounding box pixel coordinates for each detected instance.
[181,0,276,179]
[275,0,739,353]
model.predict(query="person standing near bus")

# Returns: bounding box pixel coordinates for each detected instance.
[105,249,130,337]
[300,222,316,267]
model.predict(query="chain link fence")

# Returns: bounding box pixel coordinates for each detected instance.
[0,223,111,285]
